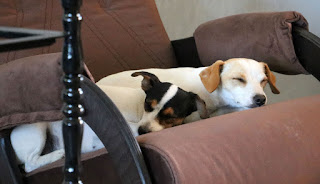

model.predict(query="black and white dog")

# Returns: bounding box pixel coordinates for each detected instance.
[10,72,208,172]
[131,72,208,134]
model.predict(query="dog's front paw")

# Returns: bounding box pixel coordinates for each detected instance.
[24,149,66,173]
[50,149,65,162]
[24,164,38,173]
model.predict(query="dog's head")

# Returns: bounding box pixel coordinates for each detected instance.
[132,71,208,135]
[199,58,280,109]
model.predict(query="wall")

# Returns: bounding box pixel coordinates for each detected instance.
[155,0,320,40]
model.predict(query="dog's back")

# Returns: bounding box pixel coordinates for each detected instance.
[97,67,204,91]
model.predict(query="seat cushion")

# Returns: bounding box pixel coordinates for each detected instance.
[138,95,320,184]
[0,0,177,81]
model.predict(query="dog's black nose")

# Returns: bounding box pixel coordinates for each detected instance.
[253,94,266,106]
[138,126,149,135]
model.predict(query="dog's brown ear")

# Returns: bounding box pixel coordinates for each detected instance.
[194,94,209,119]
[263,63,280,94]
[199,60,224,93]
[132,71,160,91]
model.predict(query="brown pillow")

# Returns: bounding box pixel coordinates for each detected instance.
[194,11,309,74]
[0,52,93,131]
[0,0,177,81]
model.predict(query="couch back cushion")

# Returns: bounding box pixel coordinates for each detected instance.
[194,11,309,75]
[0,0,177,81]
[0,52,96,130]
[0,53,64,130]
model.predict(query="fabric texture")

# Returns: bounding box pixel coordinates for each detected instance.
[0,52,92,130]
[138,94,320,184]
[0,0,177,81]
[194,11,309,74]
[25,148,121,184]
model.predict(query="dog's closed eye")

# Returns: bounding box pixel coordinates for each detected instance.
[233,77,246,83]
[261,78,268,83]
[260,78,268,87]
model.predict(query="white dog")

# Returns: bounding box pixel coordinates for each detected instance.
[97,58,280,120]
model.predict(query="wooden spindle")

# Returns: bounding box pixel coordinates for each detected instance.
[61,0,84,183]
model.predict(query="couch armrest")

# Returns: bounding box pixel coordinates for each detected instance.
[137,95,320,184]
[293,27,320,81]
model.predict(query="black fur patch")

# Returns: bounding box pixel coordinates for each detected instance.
[157,89,197,121]
[144,82,171,112]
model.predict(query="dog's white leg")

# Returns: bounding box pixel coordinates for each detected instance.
[81,123,105,153]
[11,122,65,173]
[24,149,65,172]
[127,122,140,137]
[11,123,47,166]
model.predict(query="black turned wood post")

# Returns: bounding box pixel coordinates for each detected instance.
[61,0,84,183]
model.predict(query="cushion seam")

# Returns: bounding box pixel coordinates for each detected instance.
[0,110,63,130]
[1,109,62,118]
[81,5,130,70]
[109,10,167,67]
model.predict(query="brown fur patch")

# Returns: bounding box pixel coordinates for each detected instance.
[163,107,174,115]
[263,63,280,94]
[158,117,184,128]
[151,100,158,108]
[199,60,224,93]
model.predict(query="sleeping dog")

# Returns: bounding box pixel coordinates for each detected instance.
[10,72,208,173]
[97,58,280,121]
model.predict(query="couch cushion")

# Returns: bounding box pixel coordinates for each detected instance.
[194,11,309,75]
[138,94,320,184]
[0,52,93,130]
[0,0,177,81]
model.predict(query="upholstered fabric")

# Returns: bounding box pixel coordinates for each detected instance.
[0,0,177,81]
[0,52,93,130]
[138,94,320,184]
[194,11,309,75]
[25,148,121,184]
